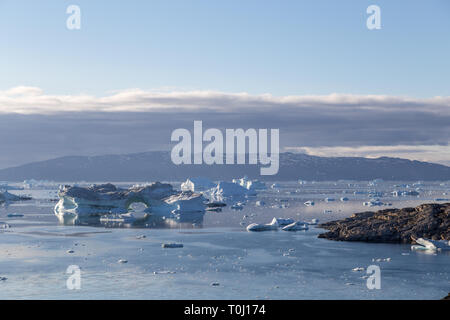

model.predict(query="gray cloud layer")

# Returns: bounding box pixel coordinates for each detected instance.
[0,87,448,169]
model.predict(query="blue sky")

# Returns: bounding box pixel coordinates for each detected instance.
[0,0,449,168]
[1,0,449,97]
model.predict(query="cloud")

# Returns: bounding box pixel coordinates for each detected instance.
[285,145,450,166]
[0,86,450,115]
[0,86,448,168]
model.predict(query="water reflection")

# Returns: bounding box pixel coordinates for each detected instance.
[57,212,205,229]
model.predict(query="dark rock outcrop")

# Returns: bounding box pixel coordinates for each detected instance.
[318,203,450,243]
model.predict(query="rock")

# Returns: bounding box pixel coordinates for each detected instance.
[442,293,450,300]
[318,203,450,243]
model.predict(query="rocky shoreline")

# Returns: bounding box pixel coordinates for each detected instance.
[318,203,449,244]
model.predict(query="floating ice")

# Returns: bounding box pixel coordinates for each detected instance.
[304,200,315,206]
[232,176,267,191]
[246,218,279,232]
[0,190,31,203]
[271,217,295,226]
[0,222,11,229]
[211,181,256,199]
[309,218,319,225]
[118,259,128,263]
[181,177,215,192]
[411,238,450,252]
[325,198,335,202]
[282,221,309,231]
[54,182,206,218]
[255,200,265,207]
[340,197,349,202]
[352,267,365,272]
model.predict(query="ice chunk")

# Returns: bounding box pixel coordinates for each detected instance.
[282,221,309,231]
[233,176,267,191]
[413,238,450,251]
[211,181,256,199]
[246,218,279,232]
[304,200,315,206]
[181,177,215,192]
[271,217,294,226]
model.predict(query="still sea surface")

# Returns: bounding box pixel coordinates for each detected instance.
[0,180,449,299]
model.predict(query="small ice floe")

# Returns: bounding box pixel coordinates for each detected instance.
[308,218,319,225]
[211,282,220,286]
[340,197,349,202]
[325,198,335,202]
[66,249,75,254]
[162,243,184,248]
[181,177,215,192]
[363,199,384,207]
[0,277,7,281]
[136,235,147,239]
[304,200,315,206]
[118,259,128,263]
[411,238,450,252]
[0,222,11,229]
[231,202,244,210]
[372,257,391,262]
[246,219,279,232]
[271,183,280,189]
[255,200,265,207]
[7,213,24,218]
[323,210,333,214]
[271,217,294,226]
[282,221,309,231]
[352,267,365,272]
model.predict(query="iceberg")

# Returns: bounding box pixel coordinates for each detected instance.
[304,200,315,206]
[232,176,267,191]
[0,190,31,203]
[54,182,206,218]
[282,221,309,231]
[411,238,450,252]
[210,181,256,200]
[246,219,279,232]
[181,177,215,192]
[271,217,294,226]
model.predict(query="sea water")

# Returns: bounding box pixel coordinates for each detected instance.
[0,181,448,299]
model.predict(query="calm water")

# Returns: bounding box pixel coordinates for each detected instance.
[0,180,449,299]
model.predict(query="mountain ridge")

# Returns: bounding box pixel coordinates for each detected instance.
[0,151,448,182]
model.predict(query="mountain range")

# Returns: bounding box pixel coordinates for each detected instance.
[0,151,448,182]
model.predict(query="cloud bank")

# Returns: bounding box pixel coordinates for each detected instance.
[1,86,450,115]
[0,86,448,169]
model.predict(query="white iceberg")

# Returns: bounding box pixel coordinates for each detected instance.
[54,182,206,218]
[0,190,31,203]
[181,177,215,192]
[282,221,309,231]
[211,181,256,199]
[232,176,267,191]
[304,200,315,206]
[246,220,279,232]
[271,217,294,226]
[411,238,450,252]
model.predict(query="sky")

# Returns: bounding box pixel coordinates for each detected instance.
[0,0,449,169]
